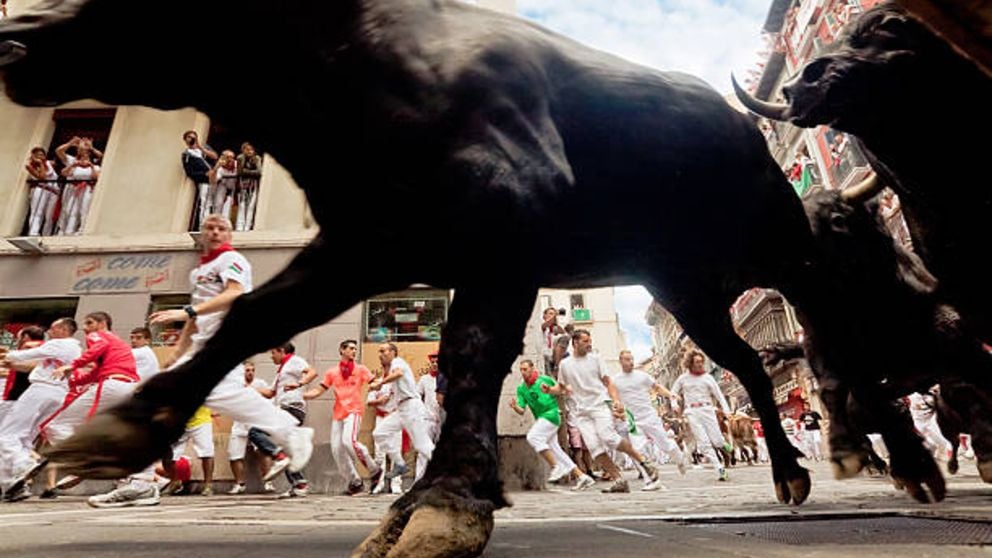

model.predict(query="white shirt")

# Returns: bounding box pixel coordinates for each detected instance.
[272,354,309,409]
[610,369,657,420]
[5,338,81,389]
[559,352,611,414]
[189,250,253,347]
[369,381,398,414]
[389,357,418,401]
[417,373,442,421]
[908,392,935,423]
[671,372,730,414]
[132,345,160,383]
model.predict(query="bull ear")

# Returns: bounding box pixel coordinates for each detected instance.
[894,243,938,295]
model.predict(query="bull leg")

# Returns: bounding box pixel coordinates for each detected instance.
[939,377,992,482]
[354,283,536,558]
[46,236,397,478]
[660,296,810,505]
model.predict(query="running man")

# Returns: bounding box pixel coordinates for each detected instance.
[129,327,160,383]
[369,343,434,483]
[227,361,274,494]
[508,359,594,490]
[611,350,688,476]
[368,368,403,495]
[671,350,732,481]
[417,351,443,443]
[554,329,661,493]
[303,339,381,495]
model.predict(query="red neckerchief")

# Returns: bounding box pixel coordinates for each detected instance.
[200,242,234,264]
[340,359,355,380]
[272,352,293,392]
[429,368,438,377]
[524,370,539,386]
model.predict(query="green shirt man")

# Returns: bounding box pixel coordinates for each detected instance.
[515,374,562,426]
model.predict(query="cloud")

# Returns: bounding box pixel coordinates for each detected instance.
[613,285,655,362]
[518,0,769,94]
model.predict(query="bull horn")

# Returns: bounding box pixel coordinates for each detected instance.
[840,172,883,203]
[731,74,789,121]
[0,41,28,67]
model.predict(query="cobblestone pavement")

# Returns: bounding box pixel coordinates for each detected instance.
[1,460,990,557]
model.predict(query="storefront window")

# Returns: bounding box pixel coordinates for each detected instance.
[148,294,190,347]
[364,289,449,343]
[0,298,79,349]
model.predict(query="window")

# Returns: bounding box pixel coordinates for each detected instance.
[569,294,585,310]
[364,289,449,343]
[148,294,190,347]
[0,298,79,349]
[22,109,116,236]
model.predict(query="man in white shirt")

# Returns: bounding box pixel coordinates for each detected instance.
[369,343,434,483]
[226,361,274,494]
[129,327,160,383]
[369,370,403,495]
[907,390,953,458]
[0,318,81,501]
[671,350,732,481]
[552,329,661,493]
[417,352,443,443]
[611,350,687,476]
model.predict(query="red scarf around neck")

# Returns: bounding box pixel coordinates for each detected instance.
[524,370,539,386]
[200,242,234,264]
[340,359,355,380]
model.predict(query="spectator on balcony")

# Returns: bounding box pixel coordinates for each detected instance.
[58,151,100,235]
[24,147,60,236]
[208,150,238,221]
[879,189,913,249]
[787,148,815,198]
[181,130,218,230]
[55,136,103,167]
[235,142,262,231]
[829,133,849,168]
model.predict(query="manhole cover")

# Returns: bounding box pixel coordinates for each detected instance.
[690,516,992,545]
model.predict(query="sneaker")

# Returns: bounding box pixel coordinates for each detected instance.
[343,479,364,496]
[718,467,729,482]
[367,465,383,492]
[88,484,160,508]
[227,483,247,495]
[166,481,188,496]
[263,453,291,482]
[384,462,408,481]
[40,488,57,499]
[639,458,660,484]
[572,474,596,491]
[602,479,630,493]
[287,427,315,473]
[6,457,47,497]
[642,479,667,492]
[55,475,83,491]
[292,483,309,497]
[390,477,403,494]
[548,463,571,483]
[676,454,688,476]
[3,485,31,502]
[200,485,213,497]
[262,481,276,493]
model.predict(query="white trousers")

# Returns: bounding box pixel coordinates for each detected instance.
[59,183,93,235]
[633,412,685,463]
[914,416,952,455]
[28,185,59,236]
[685,407,726,471]
[235,180,259,231]
[397,398,434,481]
[803,429,823,460]
[228,421,251,461]
[194,182,210,230]
[574,405,622,457]
[331,413,376,483]
[526,417,576,471]
[172,422,215,459]
[0,383,66,480]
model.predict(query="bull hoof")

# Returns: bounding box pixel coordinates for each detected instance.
[890,451,946,503]
[831,452,865,479]
[977,459,992,483]
[773,465,811,505]
[947,458,959,475]
[43,397,182,479]
[353,488,495,558]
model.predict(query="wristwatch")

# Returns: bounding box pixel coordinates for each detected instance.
[183,305,198,319]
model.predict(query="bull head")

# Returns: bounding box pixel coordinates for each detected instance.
[733,4,941,134]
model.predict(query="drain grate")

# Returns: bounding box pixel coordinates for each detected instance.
[689,516,992,545]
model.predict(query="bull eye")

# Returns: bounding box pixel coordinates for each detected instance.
[829,213,848,231]
[802,59,830,82]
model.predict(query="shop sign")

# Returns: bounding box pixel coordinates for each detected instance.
[773,377,799,404]
[70,255,174,293]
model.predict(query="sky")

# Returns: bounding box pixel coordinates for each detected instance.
[516,1,771,361]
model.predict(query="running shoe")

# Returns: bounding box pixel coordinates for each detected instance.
[342,479,364,496]
[641,479,667,492]
[200,484,213,497]
[367,465,384,493]
[263,453,291,481]
[55,474,83,491]
[676,453,688,476]
[88,483,160,508]
[40,488,57,499]
[718,467,729,482]
[602,479,630,493]
[547,463,572,483]
[384,462,408,481]
[3,485,31,502]
[227,483,247,495]
[262,481,277,493]
[572,474,596,491]
[6,457,47,497]
[639,458,660,483]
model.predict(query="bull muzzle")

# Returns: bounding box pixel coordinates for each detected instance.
[731,74,790,121]
[0,40,27,67]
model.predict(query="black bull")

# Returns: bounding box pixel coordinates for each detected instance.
[0,0,883,555]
